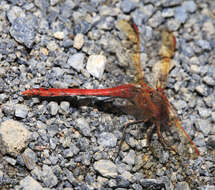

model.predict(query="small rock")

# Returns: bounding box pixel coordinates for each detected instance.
[50,0,60,6]
[96,16,115,30]
[196,40,211,50]
[60,101,70,114]
[207,135,215,148]
[64,168,78,185]
[117,176,130,187]
[74,21,91,35]
[53,31,64,40]
[162,8,174,18]
[211,112,215,122]
[196,119,211,136]
[201,186,215,190]
[175,181,190,190]
[86,55,106,79]
[140,179,165,189]
[203,76,215,86]
[63,148,74,158]
[68,53,85,72]
[181,42,194,57]
[47,41,58,51]
[194,133,206,147]
[120,171,134,182]
[182,1,197,13]
[18,176,43,190]
[94,160,117,178]
[4,156,16,166]
[52,81,68,89]
[98,132,117,148]
[190,65,200,74]
[41,165,58,187]
[76,118,91,137]
[174,7,187,23]
[173,100,187,111]
[99,5,120,16]
[0,120,31,156]
[197,107,211,118]
[10,17,36,48]
[73,33,84,50]
[202,21,215,36]
[22,148,37,170]
[7,6,25,23]
[62,39,73,48]
[148,11,163,28]
[195,85,208,96]
[167,19,181,31]
[47,101,59,116]
[123,150,135,165]
[0,170,3,185]
[15,104,29,118]
[120,0,137,13]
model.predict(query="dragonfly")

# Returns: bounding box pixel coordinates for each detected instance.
[22,20,199,159]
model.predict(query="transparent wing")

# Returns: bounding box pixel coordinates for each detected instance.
[153,30,176,89]
[164,106,199,159]
[116,19,143,83]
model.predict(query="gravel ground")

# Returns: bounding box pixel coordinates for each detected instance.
[0,0,215,189]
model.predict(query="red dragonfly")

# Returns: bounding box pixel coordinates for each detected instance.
[22,20,199,159]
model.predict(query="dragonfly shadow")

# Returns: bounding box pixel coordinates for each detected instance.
[35,96,132,117]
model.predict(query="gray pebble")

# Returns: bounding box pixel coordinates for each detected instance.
[196,119,211,136]
[63,148,74,158]
[120,0,137,13]
[18,176,43,190]
[195,85,208,96]
[68,53,85,72]
[74,21,91,35]
[175,181,190,190]
[167,19,181,31]
[196,40,211,51]
[76,118,91,137]
[15,104,29,118]
[203,76,215,86]
[211,112,215,122]
[148,11,163,28]
[7,6,25,23]
[47,101,59,116]
[96,16,115,30]
[60,101,70,114]
[4,156,16,166]
[197,107,211,119]
[10,17,36,48]
[200,186,215,190]
[122,150,135,165]
[0,170,3,185]
[41,165,58,187]
[98,132,117,148]
[194,133,206,147]
[99,5,120,16]
[93,160,117,178]
[174,7,187,23]
[162,8,174,18]
[182,1,197,13]
[207,135,215,148]
[22,148,37,170]
[140,179,165,189]
[132,5,154,25]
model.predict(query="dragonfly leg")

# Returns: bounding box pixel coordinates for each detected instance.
[114,119,147,162]
[146,124,158,157]
[156,123,178,154]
